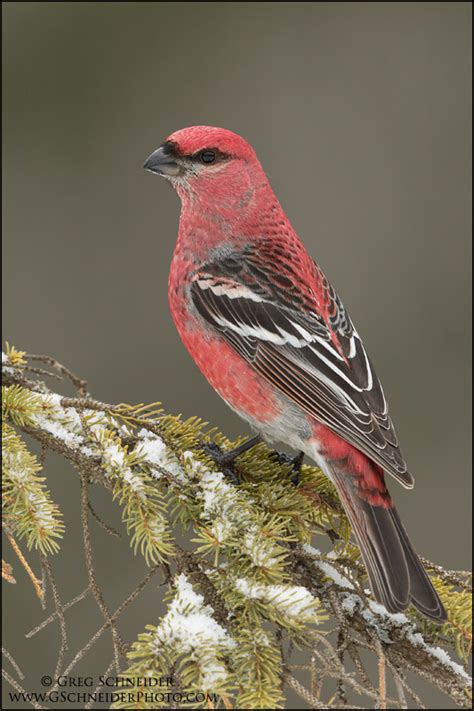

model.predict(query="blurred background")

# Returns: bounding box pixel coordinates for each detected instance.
[2,3,471,709]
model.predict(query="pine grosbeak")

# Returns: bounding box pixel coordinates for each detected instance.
[144,126,446,620]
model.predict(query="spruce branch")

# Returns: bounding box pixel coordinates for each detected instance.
[2,348,472,709]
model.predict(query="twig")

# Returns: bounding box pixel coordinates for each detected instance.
[16,363,63,382]
[41,555,68,677]
[2,558,16,585]
[84,658,115,709]
[219,692,234,710]
[80,473,125,671]
[347,641,377,696]
[87,501,121,538]
[3,526,44,602]
[385,657,426,709]
[48,564,159,693]
[421,557,472,592]
[376,639,387,710]
[283,668,332,709]
[310,652,321,700]
[38,556,48,610]
[390,665,409,709]
[305,636,403,706]
[2,647,24,680]
[25,353,88,396]
[26,586,91,638]
[2,668,46,709]
[336,627,348,705]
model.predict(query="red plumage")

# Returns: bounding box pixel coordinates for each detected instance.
[145,125,446,620]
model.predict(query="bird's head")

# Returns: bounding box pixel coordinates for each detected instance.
[144,126,265,205]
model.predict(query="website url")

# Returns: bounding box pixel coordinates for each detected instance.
[9,691,219,704]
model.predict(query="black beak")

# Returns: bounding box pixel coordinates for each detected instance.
[143,142,180,177]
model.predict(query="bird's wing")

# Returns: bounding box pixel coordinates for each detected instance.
[189,246,413,488]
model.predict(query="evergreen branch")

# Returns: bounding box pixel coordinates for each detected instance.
[2,349,472,709]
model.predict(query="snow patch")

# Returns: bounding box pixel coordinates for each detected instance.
[235,577,317,619]
[302,544,354,589]
[137,429,186,482]
[407,631,471,682]
[152,574,234,690]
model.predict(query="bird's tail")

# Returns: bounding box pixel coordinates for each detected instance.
[329,460,447,621]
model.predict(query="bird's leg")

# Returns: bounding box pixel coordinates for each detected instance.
[203,435,304,486]
[205,434,264,465]
[202,434,263,484]
[271,450,305,485]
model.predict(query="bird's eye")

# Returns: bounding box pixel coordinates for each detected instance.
[200,150,216,164]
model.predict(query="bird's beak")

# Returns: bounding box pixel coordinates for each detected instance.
[143,142,181,177]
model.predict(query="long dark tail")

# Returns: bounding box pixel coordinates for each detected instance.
[330,464,447,621]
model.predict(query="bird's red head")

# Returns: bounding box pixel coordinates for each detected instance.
[166,126,257,162]
[144,126,265,206]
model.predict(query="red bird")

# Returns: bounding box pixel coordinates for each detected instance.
[144,126,446,620]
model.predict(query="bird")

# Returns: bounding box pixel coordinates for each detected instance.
[144,125,446,621]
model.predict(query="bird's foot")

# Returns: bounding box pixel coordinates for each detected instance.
[271,450,305,485]
[202,435,263,485]
[202,442,240,485]
[203,437,303,486]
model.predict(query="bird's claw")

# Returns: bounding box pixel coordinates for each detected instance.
[202,442,241,485]
[203,439,304,486]
[271,450,304,485]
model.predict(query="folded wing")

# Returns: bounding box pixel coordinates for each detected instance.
[190,248,413,488]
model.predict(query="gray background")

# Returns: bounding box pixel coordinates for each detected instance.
[3,3,471,709]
